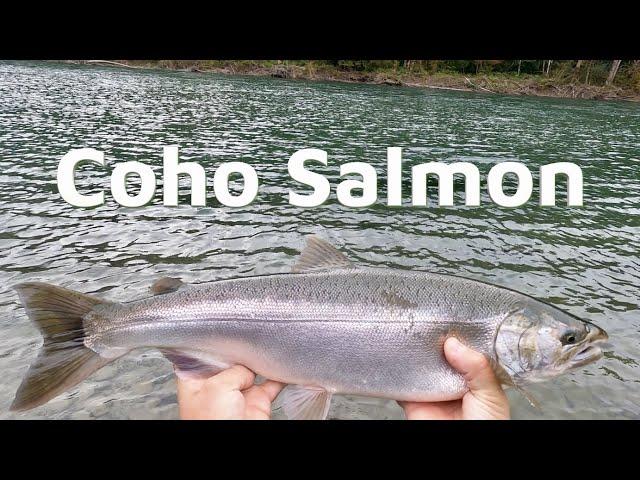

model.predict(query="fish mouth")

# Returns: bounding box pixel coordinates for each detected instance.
[568,324,609,368]
[570,344,603,368]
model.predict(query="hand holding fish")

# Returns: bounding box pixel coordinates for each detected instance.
[400,338,510,420]
[176,365,285,420]
[176,338,509,420]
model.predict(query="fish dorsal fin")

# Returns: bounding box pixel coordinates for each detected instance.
[150,277,185,296]
[280,385,333,420]
[292,236,354,273]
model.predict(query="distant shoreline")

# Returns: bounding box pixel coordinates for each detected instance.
[66,60,640,102]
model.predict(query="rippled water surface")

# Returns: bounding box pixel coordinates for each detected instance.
[0,61,638,419]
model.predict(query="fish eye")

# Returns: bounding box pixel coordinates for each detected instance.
[560,330,579,345]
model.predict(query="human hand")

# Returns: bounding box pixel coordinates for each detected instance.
[399,337,510,420]
[176,365,285,420]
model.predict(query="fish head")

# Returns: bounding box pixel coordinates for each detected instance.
[495,301,608,384]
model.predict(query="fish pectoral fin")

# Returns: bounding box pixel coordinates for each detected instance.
[150,277,185,296]
[490,358,541,410]
[516,385,541,410]
[292,236,354,273]
[280,385,332,420]
[160,349,229,379]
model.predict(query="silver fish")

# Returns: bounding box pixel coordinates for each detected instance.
[11,236,608,418]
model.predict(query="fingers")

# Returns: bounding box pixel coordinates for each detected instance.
[399,400,462,420]
[444,337,502,393]
[255,380,286,402]
[175,376,199,401]
[208,365,256,391]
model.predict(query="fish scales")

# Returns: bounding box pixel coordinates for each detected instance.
[85,269,520,401]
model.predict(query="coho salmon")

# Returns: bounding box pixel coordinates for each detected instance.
[11,236,608,418]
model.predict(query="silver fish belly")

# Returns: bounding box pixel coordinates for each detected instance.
[85,268,520,402]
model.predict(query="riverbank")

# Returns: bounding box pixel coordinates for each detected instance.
[71,60,640,102]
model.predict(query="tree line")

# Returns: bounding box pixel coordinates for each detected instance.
[88,60,640,95]
[320,60,638,88]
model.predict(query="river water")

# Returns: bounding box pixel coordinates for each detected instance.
[0,61,638,419]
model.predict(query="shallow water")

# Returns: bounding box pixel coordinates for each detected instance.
[0,61,638,419]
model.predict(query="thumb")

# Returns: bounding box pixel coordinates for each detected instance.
[209,365,256,391]
[444,337,502,393]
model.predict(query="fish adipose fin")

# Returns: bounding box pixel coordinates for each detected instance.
[150,277,185,296]
[10,282,117,411]
[160,349,228,379]
[292,236,354,273]
[280,385,332,420]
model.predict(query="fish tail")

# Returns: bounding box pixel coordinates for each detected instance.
[10,282,114,411]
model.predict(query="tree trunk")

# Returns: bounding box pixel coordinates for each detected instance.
[606,60,622,85]
[517,60,521,75]
[585,61,592,85]
[546,60,552,75]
